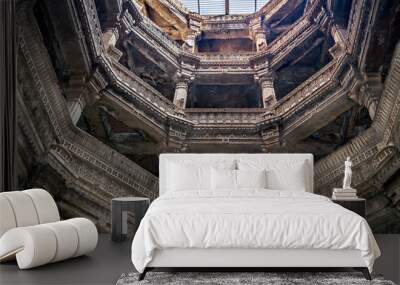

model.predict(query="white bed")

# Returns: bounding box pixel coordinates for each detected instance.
[131,154,380,280]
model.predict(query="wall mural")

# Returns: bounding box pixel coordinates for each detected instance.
[16,0,400,234]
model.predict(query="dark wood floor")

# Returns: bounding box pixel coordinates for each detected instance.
[0,234,399,285]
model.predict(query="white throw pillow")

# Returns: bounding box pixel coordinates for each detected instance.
[236,169,267,189]
[211,168,237,191]
[265,162,307,191]
[238,160,308,191]
[167,163,211,191]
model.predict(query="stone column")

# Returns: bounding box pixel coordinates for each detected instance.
[250,16,266,51]
[255,29,267,51]
[67,97,86,125]
[328,25,346,59]
[350,73,382,120]
[184,33,196,53]
[102,28,123,61]
[260,78,277,108]
[66,75,88,125]
[173,81,189,109]
[102,28,119,50]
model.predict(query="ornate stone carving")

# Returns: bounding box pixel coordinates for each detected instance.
[173,81,189,109]
[72,0,379,157]
[16,0,400,232]
[17,3,159,232]
[261,125,281,151]
[102,27,119,51]
[249,16,267,51]
[350,73,383,120]
[260,77,277,108]
[172,61,195,109]
[183,32,197,53]
[315,42,400,206]
[329,25,346,59]
[65,75,89,125]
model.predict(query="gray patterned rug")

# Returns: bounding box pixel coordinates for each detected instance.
[116,272,396,285]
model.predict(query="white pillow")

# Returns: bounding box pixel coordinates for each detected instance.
[236,169,267,189]
[265,162,307,191]
[238,160,308,191]
[211,168,236,191]
[167,163,211,191]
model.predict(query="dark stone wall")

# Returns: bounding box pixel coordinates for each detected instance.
[197,38,255,53]
[188,84,261,108]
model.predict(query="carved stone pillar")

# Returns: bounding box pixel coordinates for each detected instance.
[67,97,86,125]
[98,0,122,47]
[102,28,119,50]
[102,28,122,61]
[329,25,346,59]
[350,73,382,120]
[184,32,197,53]
[255,29,267,51]
[260,77,277,108]
[250,16,266,51]
[173,81,189,109]
[66,75,88,125]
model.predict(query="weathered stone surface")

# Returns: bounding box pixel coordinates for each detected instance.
[15,0,400,233]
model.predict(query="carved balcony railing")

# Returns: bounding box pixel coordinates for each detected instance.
[195,67,255,76]
[268,17,312,57]
[273,59,341,116]
[185,109,265,125]
[155,0,188,24]
[256,0,289,17]
[138,17,182,53]
[196,54,253,67]
[270,23,320,68]
[164,0,190,15]
[107,58,181,116]
[201,18,250,31]
[122,7,182,61]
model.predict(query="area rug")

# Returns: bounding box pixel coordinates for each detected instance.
[116,272,396,285]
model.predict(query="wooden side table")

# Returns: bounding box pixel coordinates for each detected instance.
[332,198,366,218]
[111,197,150,242]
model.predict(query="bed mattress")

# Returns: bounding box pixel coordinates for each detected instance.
[131,190,380,273]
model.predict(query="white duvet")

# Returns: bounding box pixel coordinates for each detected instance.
[131,190,380,273]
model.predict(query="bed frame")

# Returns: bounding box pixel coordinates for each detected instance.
[138,154,372,281]
[139,248,371,280]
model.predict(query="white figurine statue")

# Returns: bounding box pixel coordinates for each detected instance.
[342,156,353,189]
